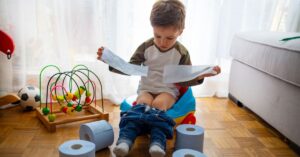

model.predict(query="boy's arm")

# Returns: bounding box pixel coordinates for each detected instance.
[176,78,204,87]
[129,42,146,65]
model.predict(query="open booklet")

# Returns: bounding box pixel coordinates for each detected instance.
[101,48,148,76]
[100,48,216,83]
[163,65,217,83]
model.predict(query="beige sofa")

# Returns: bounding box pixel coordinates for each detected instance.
[228,32,300,152]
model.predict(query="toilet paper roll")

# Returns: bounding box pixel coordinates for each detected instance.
[59,139,95,157]
[172,149,206,157]
[175,124,204,152]
[79,120,114,151]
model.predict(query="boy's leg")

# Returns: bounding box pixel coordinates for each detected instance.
[147,109,175,157]
[151,92,176,111]
[117,121,142,146]
[149,127,167,157]
[114,104,153,157]
[114,120,143,156]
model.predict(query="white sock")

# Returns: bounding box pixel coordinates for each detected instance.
[149,145,165,157]
[113,142,129,157]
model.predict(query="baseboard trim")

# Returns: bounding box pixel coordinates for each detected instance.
[228,93,243,107]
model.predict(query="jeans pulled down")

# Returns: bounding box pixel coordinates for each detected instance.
[117,104,176,150]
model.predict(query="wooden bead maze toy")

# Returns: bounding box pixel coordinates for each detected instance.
[36,65,108,132]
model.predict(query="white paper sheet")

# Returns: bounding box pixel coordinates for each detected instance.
[101,48,148,76]
[163,65,216,83]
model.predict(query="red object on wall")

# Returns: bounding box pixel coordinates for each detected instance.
[0,30,15,59]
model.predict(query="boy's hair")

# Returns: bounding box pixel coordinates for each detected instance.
[150,0,186,30]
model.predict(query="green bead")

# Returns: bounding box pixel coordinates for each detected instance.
[75,105,82,112]
[42,107,50,115]
[74,91,80,98]
[48,114,56,122]
[86,91,91,97]
[80,86,86,90]
[67,102,73,107]
[57,95,64,102]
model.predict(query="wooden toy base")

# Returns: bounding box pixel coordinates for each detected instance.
[36,103,108,132]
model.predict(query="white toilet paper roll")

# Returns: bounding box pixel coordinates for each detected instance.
[172,149,206,157]
[175,124,204,152]
[79,120,114,151]
[59,139,95,157]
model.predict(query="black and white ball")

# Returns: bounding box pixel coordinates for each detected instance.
[18,85,40,111]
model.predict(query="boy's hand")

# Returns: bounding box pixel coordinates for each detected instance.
[198,66,221,79]
[96,47,104,60]
[212,66,221,75]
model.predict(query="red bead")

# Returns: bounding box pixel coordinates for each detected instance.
[85,97,91,103]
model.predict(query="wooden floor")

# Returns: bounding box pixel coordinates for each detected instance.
[0,98,298,157]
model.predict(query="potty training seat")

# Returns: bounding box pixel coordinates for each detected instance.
[120,87,196,125]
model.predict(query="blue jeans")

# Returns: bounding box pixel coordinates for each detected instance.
[117,104,176,150]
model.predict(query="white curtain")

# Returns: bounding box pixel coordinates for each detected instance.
[0,0,299,104]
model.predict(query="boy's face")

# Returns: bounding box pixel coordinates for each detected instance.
[153,26,182,52]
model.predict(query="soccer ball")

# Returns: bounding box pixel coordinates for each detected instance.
[18,85,40,111]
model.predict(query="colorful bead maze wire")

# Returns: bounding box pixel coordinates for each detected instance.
[37,65,107,132]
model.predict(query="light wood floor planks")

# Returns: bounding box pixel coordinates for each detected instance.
[0,98,298,157]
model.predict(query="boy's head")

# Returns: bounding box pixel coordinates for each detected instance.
[150,0,186,51]
[150,0,185,30]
